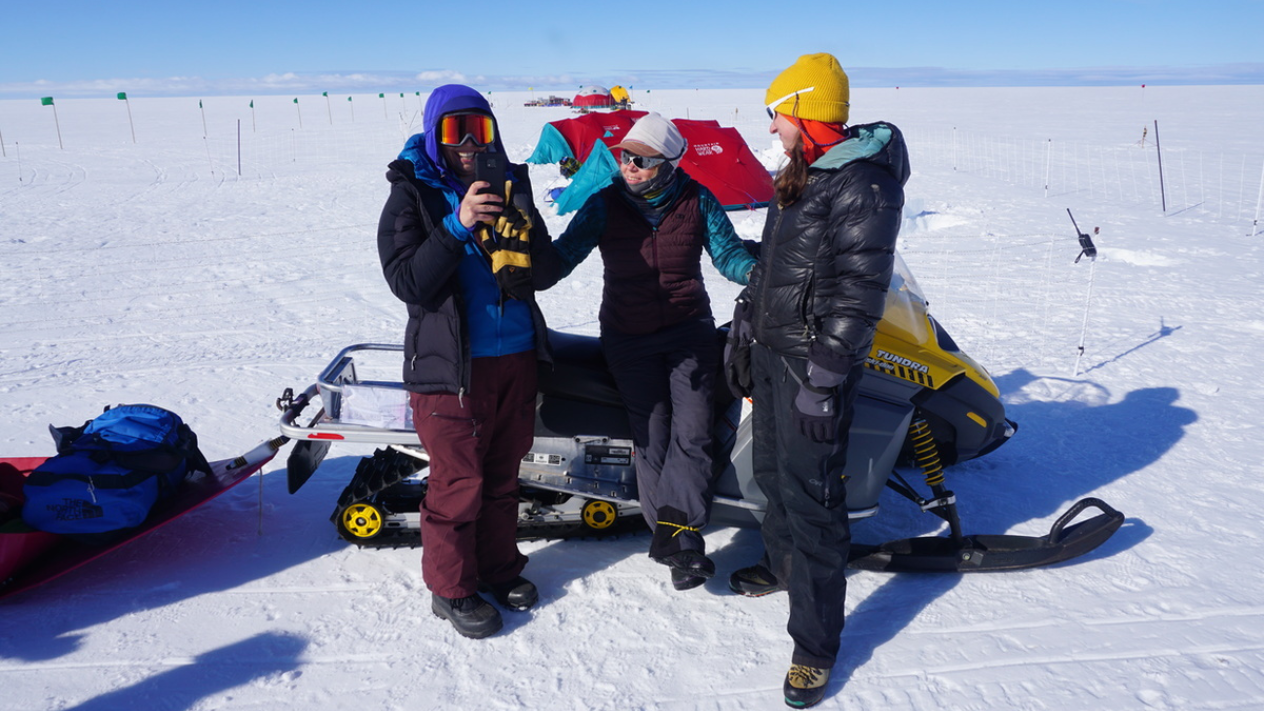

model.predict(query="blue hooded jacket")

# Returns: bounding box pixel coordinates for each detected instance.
[395,84,534,360]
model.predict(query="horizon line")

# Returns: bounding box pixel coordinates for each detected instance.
[4,63,1263,100]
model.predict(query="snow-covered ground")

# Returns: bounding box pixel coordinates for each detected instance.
[2,84,1263,710]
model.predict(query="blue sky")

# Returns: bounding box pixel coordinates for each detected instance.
[2,0,1262,98]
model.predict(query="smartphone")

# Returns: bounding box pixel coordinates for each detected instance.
[474,152,506,197]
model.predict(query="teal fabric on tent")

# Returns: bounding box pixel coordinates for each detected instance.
[525,124,574,164]
[553,141,619,215]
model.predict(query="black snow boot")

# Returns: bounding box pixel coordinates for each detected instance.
[431,593,503,639]
[729,564,787,597]
[479,576,539,611]
[670,567,708,591]
[654,550,716,581]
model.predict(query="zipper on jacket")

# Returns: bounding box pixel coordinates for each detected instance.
[755,209,785,337]
[651,226,663,327]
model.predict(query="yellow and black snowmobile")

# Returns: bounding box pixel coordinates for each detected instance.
[278,253,1122,572]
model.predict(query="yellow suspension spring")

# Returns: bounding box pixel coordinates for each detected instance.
[908,417,945,487]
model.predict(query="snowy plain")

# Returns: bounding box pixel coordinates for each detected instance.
[2,83,1263,710]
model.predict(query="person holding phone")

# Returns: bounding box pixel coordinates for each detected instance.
[377,84,553,639]
[534,112,757,591]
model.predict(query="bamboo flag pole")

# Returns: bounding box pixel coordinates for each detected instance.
[41,97,63,149]
[1044,139,1052,198]
[250,99,256,132]
[348,95,354,123]
[415,91,422,115]
[323,92,332,124]
[199,99,207,137]
[1154,120,1167,213]
[379,93,387,119]
[1,128,6,158]
[293,97,302,129]
[1251,159,1264,237]
[118,92,135,143]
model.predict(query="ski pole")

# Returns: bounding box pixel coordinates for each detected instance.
[1068,209,1099,377]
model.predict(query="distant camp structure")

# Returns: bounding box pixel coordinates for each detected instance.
[572,85,615,109]
[609,85,632,108]
[527,111,773,213]
[524,95,572,107]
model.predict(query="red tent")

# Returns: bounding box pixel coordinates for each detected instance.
[528,113,774,210]
[549,110,646,162]
[672,119,774,210]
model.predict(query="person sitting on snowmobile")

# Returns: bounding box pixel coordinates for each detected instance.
[724,53,909,708]
[376,84,555,640]
[534,113,757,591]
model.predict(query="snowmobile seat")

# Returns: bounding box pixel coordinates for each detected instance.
[538,329,624,409]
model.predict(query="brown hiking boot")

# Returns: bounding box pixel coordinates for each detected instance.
[783,664,830,708]
[729,564,787,597]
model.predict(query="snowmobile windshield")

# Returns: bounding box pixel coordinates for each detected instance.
[879,252,932,346]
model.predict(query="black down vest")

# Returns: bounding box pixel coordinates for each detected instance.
[597,180,709,336]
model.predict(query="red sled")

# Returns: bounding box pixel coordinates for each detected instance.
[0,438,286,601]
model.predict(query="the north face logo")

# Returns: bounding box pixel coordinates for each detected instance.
[48,498,105,521]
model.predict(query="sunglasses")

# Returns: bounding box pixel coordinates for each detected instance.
[620,151,668,170]
[765,86,816,120]
[438,112,496,146]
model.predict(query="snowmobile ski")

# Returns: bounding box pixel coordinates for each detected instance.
[848,497,1124,572]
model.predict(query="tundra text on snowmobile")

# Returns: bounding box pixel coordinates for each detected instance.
[277,253,1124,572]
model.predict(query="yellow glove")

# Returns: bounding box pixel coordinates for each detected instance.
[479,179,534,300]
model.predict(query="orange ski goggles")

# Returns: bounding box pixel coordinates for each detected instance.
[438,112,496,146]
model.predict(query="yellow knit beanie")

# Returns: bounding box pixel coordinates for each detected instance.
[765,53,850,124]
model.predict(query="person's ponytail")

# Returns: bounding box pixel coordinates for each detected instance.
[774,134,809,207]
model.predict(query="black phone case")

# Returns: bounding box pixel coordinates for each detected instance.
[474,153,505,195]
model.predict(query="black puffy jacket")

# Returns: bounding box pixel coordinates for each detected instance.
[749,122,909,367]
[377,159,553,395]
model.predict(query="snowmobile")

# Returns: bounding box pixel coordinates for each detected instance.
[277,253,1123,573]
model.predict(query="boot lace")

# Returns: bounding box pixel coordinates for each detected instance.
[788,665,824,689]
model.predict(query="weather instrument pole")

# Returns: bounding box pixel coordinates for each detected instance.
[1068,209,1099,378]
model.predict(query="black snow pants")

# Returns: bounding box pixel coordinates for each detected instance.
[601,317,719,559]
[750,342,864,669]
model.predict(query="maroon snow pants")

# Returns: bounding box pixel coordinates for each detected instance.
[409,350,536,599]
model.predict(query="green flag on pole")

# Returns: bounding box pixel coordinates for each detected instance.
[41,97,54,106]
[323,91,328,97]
[348,96,352,101]
[199,99,203,108]
[249,100,254,108]
[117,92,127,100]
[293,97,299,104]
[378,93,384,99]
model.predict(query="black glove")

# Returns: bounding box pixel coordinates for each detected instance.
[791,344,851,443]
[479,179,535,301]
[723,291,755,398]
[792,381,835,443]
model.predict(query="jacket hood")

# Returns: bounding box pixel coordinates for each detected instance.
[812,122,910,187]
[417,84,508,185]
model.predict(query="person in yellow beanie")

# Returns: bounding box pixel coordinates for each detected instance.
[723,52,910,709]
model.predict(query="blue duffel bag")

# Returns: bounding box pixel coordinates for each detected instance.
[22,404,212,544]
